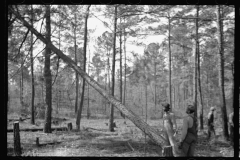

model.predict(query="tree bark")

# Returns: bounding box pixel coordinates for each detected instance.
[216,5,229,140]
[20,53,24,108]
[154,60,157,111]
[43,5,52,133]
[162,146,173,157]
[30,5,35,125]
[13,122,22,156]
[109,5,117,132]
[168,15,172,110]
[76,5,91,131]
[87,47,91,119]
[119,18,124,118]
[11,9,187,154]
[74,12,79,114]
[123,18,126,120]
[193,5,199,119]
[198,42,204,130]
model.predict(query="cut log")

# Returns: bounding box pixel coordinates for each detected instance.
[67,123,72,131]
[13,122,22,156]
[8,117,31,122]
[7,127,68,132]
[162,146,173,157]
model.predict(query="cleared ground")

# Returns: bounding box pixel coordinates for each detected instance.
[7,115,234,157]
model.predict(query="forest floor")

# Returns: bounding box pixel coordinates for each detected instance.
[7,114,234,157]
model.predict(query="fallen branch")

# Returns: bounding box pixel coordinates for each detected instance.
[127,141,135,151]
[8,117,30,122]
[7,127,68,133]
[84,127,105,132]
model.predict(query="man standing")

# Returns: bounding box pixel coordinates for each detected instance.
[162,103,178,145]
[207,107,216,140]
[178,105,198,157]
[228,112,234,147]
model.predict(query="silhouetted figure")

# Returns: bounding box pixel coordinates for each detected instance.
[207,107,216,140]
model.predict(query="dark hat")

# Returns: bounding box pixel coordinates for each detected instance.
[186,104,195,114]
[162,103,170,111]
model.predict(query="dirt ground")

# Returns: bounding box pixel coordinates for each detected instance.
[7,117,234,157]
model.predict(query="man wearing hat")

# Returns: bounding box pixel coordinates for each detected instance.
[178,104,198,156]
[162,103,178,146]
[207,107,216,140]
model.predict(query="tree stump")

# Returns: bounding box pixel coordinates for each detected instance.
[67,123,72,131]
[13,122,22,156]
[162,146,173,157]
[36,137,40,147]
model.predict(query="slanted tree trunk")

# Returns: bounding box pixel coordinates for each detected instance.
[43,5,52,133]
[12,9,187,156]
[109,5,117,132]
[216,5,229,140]
[76,5,91,131]
[30,5,35,125]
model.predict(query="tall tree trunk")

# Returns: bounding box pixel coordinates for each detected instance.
[74,12,79,114]
[87,47,91,119]
[76,5,91,131]
[193,5,199,119]
[12,10,188,156]
[43,5,52,133]
[154,61,157,111]
[109,5,117,132]
[119,18,124,118]
[216,5,229,140]
[56,17,61,115]
[168,15,172,110]
[198,45,204,130]
[30,5,35,124]
[123,18,126,120]
[145,77,148,123]
[41,64,44,103]
[20,53,24,108]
